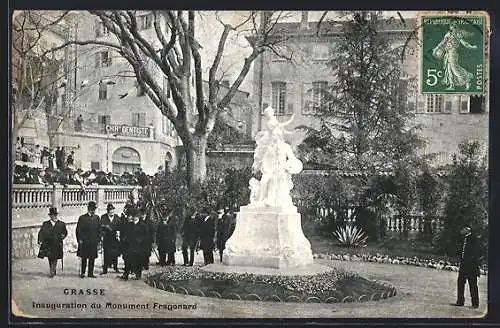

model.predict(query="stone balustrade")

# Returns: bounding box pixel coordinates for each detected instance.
[11,184,138,258]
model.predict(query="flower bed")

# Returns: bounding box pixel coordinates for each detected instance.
[145,266,396,303]
[314,253,488,275]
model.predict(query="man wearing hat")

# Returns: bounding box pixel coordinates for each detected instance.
[453,224,482,309]
[100,203,121,274]
[120,207,148,280]
[139,206,155,270]
[37,207,68,277]
[76,201,101,278]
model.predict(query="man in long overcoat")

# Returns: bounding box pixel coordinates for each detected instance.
[156,210,177,266]
[120,208,149,280]
[200,210,217,265]
[37,207,68,277]
[76,201,101,278]
[139,207,155,270]
[100,203,121,274]
[182,209,199,266]
[453,225,482,309]
[216,208,233,263]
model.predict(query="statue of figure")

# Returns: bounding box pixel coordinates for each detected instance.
[249,106,303,207]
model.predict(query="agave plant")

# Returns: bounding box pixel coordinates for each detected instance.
[333,224,368,248]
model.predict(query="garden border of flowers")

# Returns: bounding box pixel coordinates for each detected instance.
[313,252,488,276]
[144,266,397,304]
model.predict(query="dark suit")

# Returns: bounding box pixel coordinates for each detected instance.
[142,217,155,270]
[100,213,121,272]
[457,233,481,307]
[76,213,101,277]
[200,214,216,265]
[216,214,232,263]
[182,214,199,266]
[37,220,68,276]
[122,220,149,278]
[156,216,177,265]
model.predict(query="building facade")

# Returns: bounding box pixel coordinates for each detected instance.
[250,12,488,166]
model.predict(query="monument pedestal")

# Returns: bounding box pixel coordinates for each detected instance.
[222,205,313,269]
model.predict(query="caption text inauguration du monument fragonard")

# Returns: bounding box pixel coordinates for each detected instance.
[30,288,197,311]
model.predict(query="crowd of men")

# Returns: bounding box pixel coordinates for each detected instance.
[37,198,236,280]
[15,137,75,170]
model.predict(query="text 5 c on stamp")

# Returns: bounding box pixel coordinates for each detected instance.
[419,12,488,94]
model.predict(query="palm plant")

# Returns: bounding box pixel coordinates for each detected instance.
[333,224,368,248]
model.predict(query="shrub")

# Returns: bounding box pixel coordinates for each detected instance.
[333,224,368,248]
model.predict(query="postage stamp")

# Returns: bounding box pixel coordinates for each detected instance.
[418,12,489,94]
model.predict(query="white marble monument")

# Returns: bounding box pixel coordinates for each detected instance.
[222,106,314,269]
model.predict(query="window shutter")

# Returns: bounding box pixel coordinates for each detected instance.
[459,96,470,113]
[415,95,425,113]
[407,101,415,113]
[139,113,146,127]
[286,82,294,115]
[302,82,313,115]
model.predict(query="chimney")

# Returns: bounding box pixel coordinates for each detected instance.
[300,11,309,30]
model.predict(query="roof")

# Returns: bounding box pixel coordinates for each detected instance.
[247,18,417,42]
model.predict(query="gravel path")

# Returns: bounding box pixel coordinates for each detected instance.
[11,253,487,319]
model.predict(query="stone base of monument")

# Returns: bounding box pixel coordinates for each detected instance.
[201,262,333,276]
[222,205,314,269]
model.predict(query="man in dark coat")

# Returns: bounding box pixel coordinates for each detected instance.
[453,225,482,308]
[37,207,68,277]
[182,209,200,266]
[216,208,233,263]
[120,208,149,280]
[139,207,155,270]
[200,210,217,265]
[156,210,177,266]
[100,203,121,274]
[76,201,101,278]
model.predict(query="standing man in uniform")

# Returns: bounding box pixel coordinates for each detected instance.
[76,201,101,278]
[37,207,68,277]
[452,224,482,309]
[100,203,121,274]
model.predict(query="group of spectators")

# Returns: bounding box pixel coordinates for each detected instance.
[14,164,153,187]
[15,137,75,170]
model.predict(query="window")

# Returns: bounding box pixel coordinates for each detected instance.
[95,51,112,67]
[312,81,328,110]
[98,115,110,132]
[271,82,287,115]
[459,95,470,113]
[132,113,146,127]
[426,94,443,113]
[312,44,330,61]
[470,96,485,114]
[406,101,415,112]
[138,14,152,30]
[95,21,109,37]
[98,83,108,100]
[91,161,100,170]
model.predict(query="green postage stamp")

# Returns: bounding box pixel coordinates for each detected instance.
[419,12,489,94]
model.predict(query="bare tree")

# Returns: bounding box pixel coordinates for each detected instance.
[48,10,291,187]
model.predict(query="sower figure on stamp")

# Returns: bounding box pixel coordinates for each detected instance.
[156,209,177,266]
[76,201,101,278]
[100,203,121,274]
[200,209,217,265]
[453,224,482,309]
[37,207,68,278]
[182,209,199,266]
[120,207,148,280]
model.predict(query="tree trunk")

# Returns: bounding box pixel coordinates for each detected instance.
[185,133,208,187]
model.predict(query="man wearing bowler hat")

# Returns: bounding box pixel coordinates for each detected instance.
[100,203,121,274]
[76,201,101,278]
[37,207,68,277]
